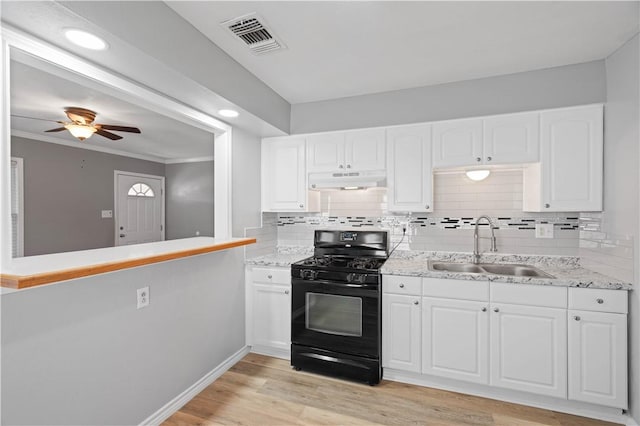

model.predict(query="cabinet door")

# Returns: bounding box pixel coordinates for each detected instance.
[432,118,483,168]
[382,293,422,372]
[483,112,539,165]
[490,303,567,398]
[540,105,603,211]
[262,137,307,211]
[422,297,489,384]
[251,283,291,351]
[307,132,345,172]
[344,128,386,171]
[568,310,627,409]
[386,124,433,212]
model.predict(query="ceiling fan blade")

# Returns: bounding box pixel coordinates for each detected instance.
[96,124,141,133]
[96,129,123,140]
[44,127,68,133]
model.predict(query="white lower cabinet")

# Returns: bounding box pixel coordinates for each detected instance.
[489,303,567,398]
[382,275,628,411]
[382,293,422,372]
[246,266,291,357]
[422,297,489,384]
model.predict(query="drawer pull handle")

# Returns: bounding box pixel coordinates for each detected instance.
[493,308,499,313]
[574,315,581,321]
[481,307,487,312]
[413,301,419,305]
[596,298,604,304]
[399,283,405,288]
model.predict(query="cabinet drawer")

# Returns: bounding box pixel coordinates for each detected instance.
[383,275,422,295]
[422,278,489,301]
[569,288,628,314]
[491,283,567,308]
[252,267,291,285]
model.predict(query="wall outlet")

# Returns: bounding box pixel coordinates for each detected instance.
[137,286,150,309]
[101,210,113,218]
[535,224,554,239]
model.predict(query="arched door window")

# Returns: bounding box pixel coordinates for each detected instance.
[127,183,155,197]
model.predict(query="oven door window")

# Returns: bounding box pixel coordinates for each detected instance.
[306,293,362,337]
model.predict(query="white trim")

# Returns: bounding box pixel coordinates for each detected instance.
[250,346,291,360]
[139,345,250,426]
[383,368,631,425]
[114,171,166,246]
[11,130,167,164]
[10,157,23,258]
[164,156,214,164]
[1,38,12,268]
[214,129,232,238]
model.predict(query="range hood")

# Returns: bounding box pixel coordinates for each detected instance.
[308,170,386,190]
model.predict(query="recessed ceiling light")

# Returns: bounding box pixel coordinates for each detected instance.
[64,29,108,51]
[219,109,239,118]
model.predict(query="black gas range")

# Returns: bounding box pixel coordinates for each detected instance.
[290,230,388,385]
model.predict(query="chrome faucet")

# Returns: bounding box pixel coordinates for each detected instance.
[473,215,497,264]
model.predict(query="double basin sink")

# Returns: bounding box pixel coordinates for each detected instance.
[428,261,555,279]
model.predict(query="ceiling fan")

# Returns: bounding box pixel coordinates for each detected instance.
[14,107,141,141]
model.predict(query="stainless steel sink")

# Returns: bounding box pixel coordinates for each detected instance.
[428,261,554,278]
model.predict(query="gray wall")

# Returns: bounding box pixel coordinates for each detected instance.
[1,247,246,425]
[603,34,640,423]
[290,60,607,134]
[231,128,262,237]
[11,136,165,256]
[165,161,214,240]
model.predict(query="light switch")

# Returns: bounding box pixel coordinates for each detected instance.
[101,210,113,218]
[535,224,554,239]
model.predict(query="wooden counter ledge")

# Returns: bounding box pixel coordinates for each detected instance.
[1,237,256,290]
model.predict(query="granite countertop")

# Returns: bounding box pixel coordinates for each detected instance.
[245,246,313,268]
[382,251,632,290]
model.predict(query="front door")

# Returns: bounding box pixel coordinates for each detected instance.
[115,171,164,246]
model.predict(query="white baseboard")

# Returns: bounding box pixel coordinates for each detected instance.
[627,415,640,426]
[384,368,630,425]
[140,345,251,426]
[250,345,290,360]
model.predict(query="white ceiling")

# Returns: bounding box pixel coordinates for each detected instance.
[10,56,214,162]
[168,1,639,104]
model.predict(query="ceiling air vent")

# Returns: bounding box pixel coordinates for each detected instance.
[222,13,285,55]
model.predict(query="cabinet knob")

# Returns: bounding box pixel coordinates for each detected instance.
[413,301,419,305]
[574,315,581,321]
[399,283,405,288]
[476,157,481,162]
[299,204,304,208]
[596,298,604,304]
[481,307,487,312]
[285,290,290,295]
[493,307,500,313]
[267,275,272,279]
[544,203,550,208]
[339,164,344,169]
[119,234,126,238]
[346,164,351,169]
[486,156,492,162]
[425,205,430,210]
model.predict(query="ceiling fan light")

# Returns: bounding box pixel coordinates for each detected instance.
[465,170,491,181]
[64,29,108,51]
[65,124,97,141]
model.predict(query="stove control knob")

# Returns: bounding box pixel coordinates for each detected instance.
[300,269,317,280]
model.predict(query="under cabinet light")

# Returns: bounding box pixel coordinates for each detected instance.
[465,170,491,181]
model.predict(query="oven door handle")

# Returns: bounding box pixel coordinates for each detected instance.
[293,279,378,291]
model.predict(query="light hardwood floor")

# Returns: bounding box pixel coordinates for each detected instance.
[163,353,620,426]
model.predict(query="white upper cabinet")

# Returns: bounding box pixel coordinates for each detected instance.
[433,118,483,168]
[262,137,319,212]
[307,128,385,173]
[386,124,433,212]
[433,113,539,168]
[345,128,386,171]
[483,112,539,165]
[523,105,603,212]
